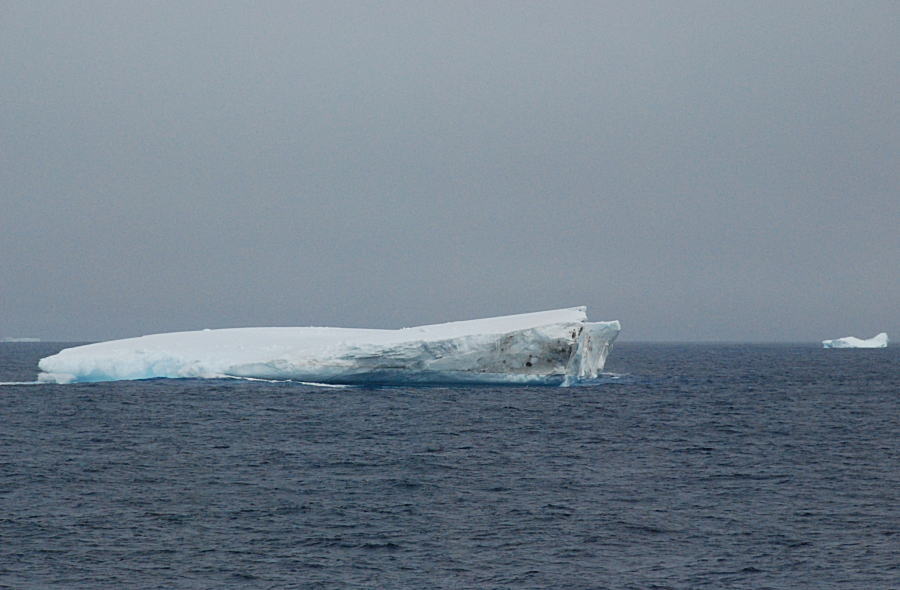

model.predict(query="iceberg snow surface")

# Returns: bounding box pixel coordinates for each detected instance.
[38,307,620,386]
[822,332,888,349]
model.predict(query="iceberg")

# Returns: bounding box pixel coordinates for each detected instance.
[37,307,620,386]
[822,332,889,349]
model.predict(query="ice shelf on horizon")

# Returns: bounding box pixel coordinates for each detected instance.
[37,307,621,386]
[822,332,889,349]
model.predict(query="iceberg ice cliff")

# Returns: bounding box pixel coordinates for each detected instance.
[822,332,888,349]
[38,307,620,386]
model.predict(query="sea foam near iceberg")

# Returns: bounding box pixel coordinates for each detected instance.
[38,307,620,386]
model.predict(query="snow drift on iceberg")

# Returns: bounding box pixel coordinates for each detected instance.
[822,332,888,349]
[38,307,621,386]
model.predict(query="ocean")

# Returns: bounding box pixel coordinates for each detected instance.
[1,342,897,589]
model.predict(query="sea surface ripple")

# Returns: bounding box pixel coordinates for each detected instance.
[1,343,897,589]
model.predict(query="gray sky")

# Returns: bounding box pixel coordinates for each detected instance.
[2,1,898,341]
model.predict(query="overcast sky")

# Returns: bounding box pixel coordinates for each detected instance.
[2,1,897,341]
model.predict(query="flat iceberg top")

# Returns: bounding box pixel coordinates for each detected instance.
[822,332,889,349]
[38,307,621,386]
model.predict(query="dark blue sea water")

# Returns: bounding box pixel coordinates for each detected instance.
[1,343,897,589]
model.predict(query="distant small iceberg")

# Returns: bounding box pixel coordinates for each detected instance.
[1,337,41,343]
[822,333,888,349]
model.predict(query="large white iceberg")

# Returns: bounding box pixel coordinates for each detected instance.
[822,332,889,349]
[38,307,620,386]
